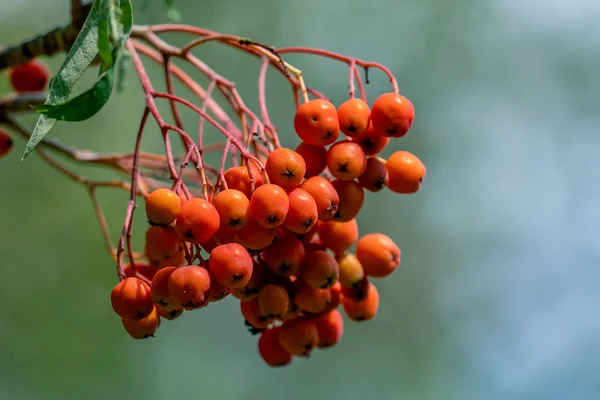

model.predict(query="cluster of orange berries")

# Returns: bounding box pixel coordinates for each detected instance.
[0,58,50,159]
[110,92,426,366]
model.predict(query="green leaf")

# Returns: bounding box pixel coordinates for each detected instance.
[98,0,114,68]
[35,68,115,121]
[115,48,131,94]
[22,0,133,160]
[22,0,103,159]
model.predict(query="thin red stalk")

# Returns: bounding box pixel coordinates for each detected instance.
[116,107,150,281]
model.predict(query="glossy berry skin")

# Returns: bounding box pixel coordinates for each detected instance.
[358,157,389,192]
[258,284,290,318]
[144,226,186,268]
[175,198,220,244]
[326,141,367,181]
[331,180,364,222]
[262,233,306,277]
[241,298,271,329]
[145,188,181,226]
[208,243,253,288]
[111,277,154,321]
[317,219,359,255]
[150,266,178,310]
[223,164,264,197]
[294,142,327,177]
[156,305,184,320]
[300,176,340,221]
[370,93,415,138]
[337,98,370,137]
[386,151,426,194]
[356,233,401,278]
[121,307,160,339]
[294,99,340,146]
[235,217,277,250]
[258,327,292,367]
[9,59,50,92]
[352,124,390,156]
[336,253,365,288]
[231,261,266,300]
[278,318,319,357]
[315,309,344,348]
[300,250,340,289]
[265,148,306,189]
[212,189,250,230]
[167,265,212,309]
[343,281,380,321]
[282,188,318,234]
[0,130,13,158]
[249,184,290,229]
[293,280,331,314]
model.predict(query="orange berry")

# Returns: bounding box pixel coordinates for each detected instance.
[175,198,220,244]
[223,164,264,198]
[300,176,339,221]
[336,253,365,288]
[258,284,290,318]
[341,276,370,302]
[386,150,426,194]
[278,318,319,357]
[356,233,401,278]
[123,262,159,282]
[156,305,183,320]
[331,180,364,222]
[150,266,178,310]
[317,219,359,255]
[300,250,339,289]
[9,59,50,92]
[294,142,326,177]
[207,273,231,302]
[167,265,211,309]
[282,188,318,234]
[249,184,289,229]
[326,140,367,181]
[145,188,181,226]
[293,99,340,146]
[111,277,154,320]
[265,148,306,189]
[231,261,266,300]
[294,280,331,313]
[258,327,292,367]
[262,233,305,276]
[144,226,186,268]
[212,189,250,230]
[241,297,271,329]
[121,306,160,339]
[352,124,390,156]
[358,157,389,192]
[235,216,277,250]
[370,93,415,138]
[315,309,344,348]
[343,281,379,321]
[0,130,13,158]
[208,243,253,288]
[337,98,370,137]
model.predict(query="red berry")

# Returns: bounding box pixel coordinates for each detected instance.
[9,59,50,92]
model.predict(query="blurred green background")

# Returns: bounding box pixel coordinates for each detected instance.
[2,0,599,399]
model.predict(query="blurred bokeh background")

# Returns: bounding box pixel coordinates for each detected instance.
[1,0,599,399]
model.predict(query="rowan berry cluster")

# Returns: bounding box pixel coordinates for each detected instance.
[110,92,426,366]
